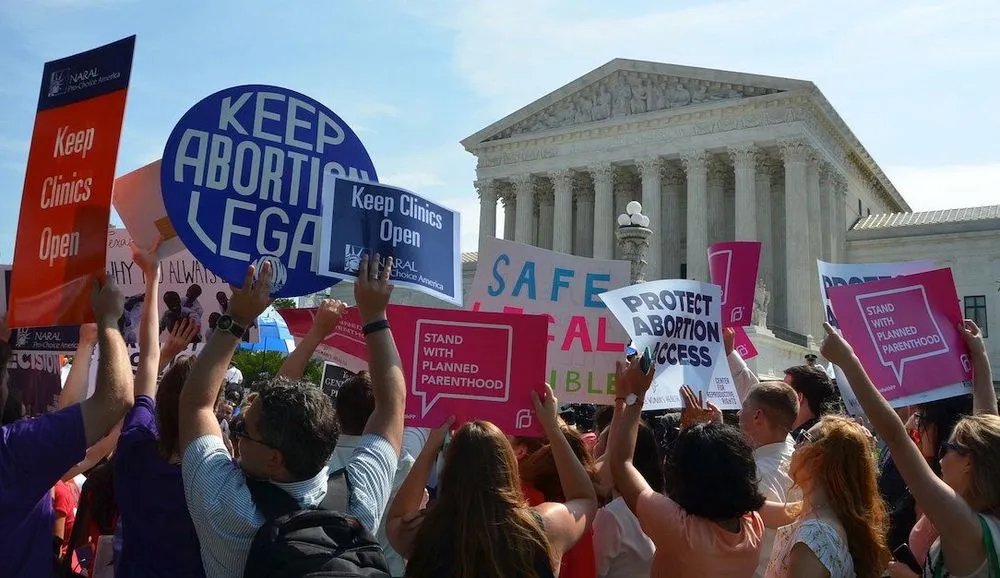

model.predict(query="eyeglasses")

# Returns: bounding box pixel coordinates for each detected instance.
[232,419,269,447]
[938,441,967,460]
[794,429,815,447]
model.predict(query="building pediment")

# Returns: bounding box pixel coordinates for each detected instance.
[463,59,811,148]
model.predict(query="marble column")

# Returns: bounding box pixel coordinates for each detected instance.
[531,196,540,246]
[779,139,811,336]
[574,185,595,258]
[475,179,497,254]
[590,163,614,259]
[729,144,758,241]
[706,156,727,246]
[661,162,685,279]
[537,189,555,250]
[806,152,824,333]
[637,156,663,279]
[770,169,787,328]
[831,174,848,262]
[755,156,775,316]
[550,169,574,254]
[818,164,833,260]
[512,175,534,244]
[501,190,516,241]
[680,150,709,281]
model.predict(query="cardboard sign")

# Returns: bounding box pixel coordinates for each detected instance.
[278,306,369,374]
[391,305,548,435]
[113,159,187,258]
[708,241,761,328]
[106,228,258,345]
[9,36,135,328]
[0,265,80,353]
[319,177,462,306]
[321,362,355,397]
[600,279,739,411]
[814,259,964,412]
[828,268,972,402]
[160,85,377,297]
[468,238,630,404]
[5,352,63,416]
[731,326,758,360]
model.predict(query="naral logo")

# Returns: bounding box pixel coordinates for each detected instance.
[344,245,365,273]
[48,69,69,97]
[15,331,30,349]
[69,68,99,84]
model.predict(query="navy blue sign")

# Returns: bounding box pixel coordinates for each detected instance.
[321,362,355,398]
[38,35,135,112]
[319,176,462,306]
[160,85,377,298]
[6,352,63,416]
[2,267,79,353]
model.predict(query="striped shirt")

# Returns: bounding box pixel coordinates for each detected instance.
[182,433,398,578]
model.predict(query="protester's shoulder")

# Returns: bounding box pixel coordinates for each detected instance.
[182,434,239,480]
[120,396,158,440]
[349,433,398,466]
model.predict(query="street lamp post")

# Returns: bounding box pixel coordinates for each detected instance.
[615,201,653,285]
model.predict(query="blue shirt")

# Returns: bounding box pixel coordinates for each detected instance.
[182,433,398,578]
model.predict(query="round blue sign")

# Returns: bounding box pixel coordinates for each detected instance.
[160,84,377,297]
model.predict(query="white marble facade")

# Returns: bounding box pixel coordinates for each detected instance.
[465,59,909,344]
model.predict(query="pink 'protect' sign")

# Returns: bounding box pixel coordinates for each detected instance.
[708,241,761,328]
[828,268,972,401]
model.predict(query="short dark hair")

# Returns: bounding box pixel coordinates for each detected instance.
[258,378,340,479]
[784,365,836,417]
[748,382,800,432]
[334,371,374,435]
[665,423,764,520]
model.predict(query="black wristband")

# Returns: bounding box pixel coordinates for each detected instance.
[362,319,390,336]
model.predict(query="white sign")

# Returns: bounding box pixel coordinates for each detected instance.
[600,279,740,411]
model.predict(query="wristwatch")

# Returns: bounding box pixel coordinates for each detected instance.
[616,393,640,407]
[216,315,246,339]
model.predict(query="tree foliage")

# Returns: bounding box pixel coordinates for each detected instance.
[272,297,297,310]
[230,349,323,389]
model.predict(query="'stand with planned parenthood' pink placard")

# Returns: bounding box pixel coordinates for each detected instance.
[390,304,550,436]
[828,268,972,401]
[708,241,761,328]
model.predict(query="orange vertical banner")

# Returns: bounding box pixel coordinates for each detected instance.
[8,36,136,328]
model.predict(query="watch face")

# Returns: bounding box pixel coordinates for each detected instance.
[217,316,232,331]
[626,393,639,405]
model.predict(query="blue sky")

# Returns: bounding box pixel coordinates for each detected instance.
[1,0,997,263]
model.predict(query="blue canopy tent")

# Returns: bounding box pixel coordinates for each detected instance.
[239,307,296,354]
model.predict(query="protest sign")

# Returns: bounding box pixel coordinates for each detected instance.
[600,279,739,411]
[86,343,204,398]
[5,352,63,416]
[731,326,758,360]
[814,259,963,412]
[468,238,630,404]
[106,228,258,346]
[829,268,971,403]
[278,306,369,374]
[0,265,80,353]
[113,160,186,258]
[160,84,377,297]
[319,176,462,306]
[391,304,549,436]
[9,36,136,328]
[321,362,355,398]
[708,241,761,328]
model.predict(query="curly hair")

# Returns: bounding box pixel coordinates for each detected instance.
[257,378,340,479]
[664,422,764,520]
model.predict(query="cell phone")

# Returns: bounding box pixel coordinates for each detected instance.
[639,347,652,374]
[892,543,922,573]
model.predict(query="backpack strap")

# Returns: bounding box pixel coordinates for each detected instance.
[245,477,302,521]
[318,467,352,513]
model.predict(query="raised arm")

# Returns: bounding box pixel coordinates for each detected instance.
[79,277,134,447]
[387,417,453,556]
[355,255,405,454]
[959,320,997,416]
[820,323,986,575]
[607,358,655,513]
[158,319,199,373]
[532,383,598,559]
[56,324,97,411]
[179,263,272,453]
[277,299,345,379]
[131,239,162,399]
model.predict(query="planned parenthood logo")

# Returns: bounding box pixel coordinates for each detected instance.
[344,245,366,273]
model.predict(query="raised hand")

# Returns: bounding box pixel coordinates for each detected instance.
[958,319,986,358]
[227,262,274,327]
[163,318,199,359]
[426,415,456,453]
[130,236,162,275]
[354,253,393,324]
[723,327,735,356]
[91,275,125,327]
[819,322,856,367]
[679,385,722,430]
[530,383,561,435]
[614,354,654,399]
[311,299,347,337]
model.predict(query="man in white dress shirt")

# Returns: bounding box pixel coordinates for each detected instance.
[738,381,801,577]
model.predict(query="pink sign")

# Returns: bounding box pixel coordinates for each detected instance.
[828,268,972,401]
[708,241,761,328]
[279,307,370,373]
[732,327,758,360]
[390,305,549,436]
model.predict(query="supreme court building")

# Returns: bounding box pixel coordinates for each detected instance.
[313,59,1000,378]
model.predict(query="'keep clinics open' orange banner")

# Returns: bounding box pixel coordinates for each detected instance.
[9,36,136,328]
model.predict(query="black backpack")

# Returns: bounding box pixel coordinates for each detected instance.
[244,468,391,578]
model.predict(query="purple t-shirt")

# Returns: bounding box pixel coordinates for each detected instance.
[0,405,87,578]
[114,395,206,578]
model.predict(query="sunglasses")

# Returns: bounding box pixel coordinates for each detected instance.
[938,441,967,460]
[793,429,815,447]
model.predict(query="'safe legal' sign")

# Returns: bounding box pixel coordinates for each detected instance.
[160,85,377,297]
